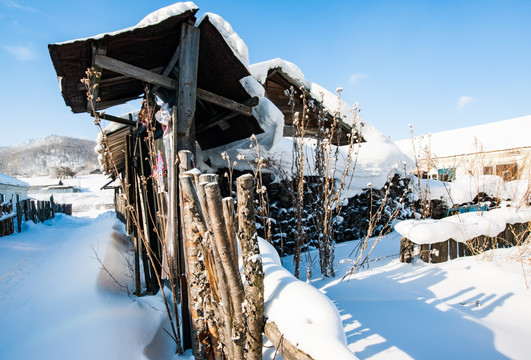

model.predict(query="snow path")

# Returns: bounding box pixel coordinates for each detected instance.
[0,213,184,360]
[285,235,531,360]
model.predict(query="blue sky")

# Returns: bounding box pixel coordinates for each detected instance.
[1,0,530,147]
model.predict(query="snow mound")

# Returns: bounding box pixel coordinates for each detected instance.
[259,238,356,360]
[395,207,531,244]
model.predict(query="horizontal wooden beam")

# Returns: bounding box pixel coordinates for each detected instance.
[76,66,164,91]
[197,96,259,133]
[264,321,314,360]
[94,54,178,90]
[91,112,136,127]
[196,88,255,116]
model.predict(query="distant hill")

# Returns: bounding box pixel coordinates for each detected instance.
[0,135,100,177]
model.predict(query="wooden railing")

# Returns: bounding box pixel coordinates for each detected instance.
[0,198,73,237]
[400,222,530,263]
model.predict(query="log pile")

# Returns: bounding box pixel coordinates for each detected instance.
[178,152,265,360]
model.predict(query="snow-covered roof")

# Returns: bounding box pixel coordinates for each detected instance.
[396,115,531,159]
[56,2,199,45]
[0,173,30,189]
[249,58,390,144]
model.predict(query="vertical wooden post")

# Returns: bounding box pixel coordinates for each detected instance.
[449,239,458,260]
[172,22,200,352]
[205,182,246,360]
[399,237,414,263]
[237,174,264,360]
[16,201,22,233]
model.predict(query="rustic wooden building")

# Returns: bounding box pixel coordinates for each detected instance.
[396,115,531,182]
[0,173,29,205]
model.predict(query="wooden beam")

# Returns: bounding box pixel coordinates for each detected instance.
[152,43,182,94]
[197,96,259,133]
[76,66,164,91]
[264,321,314,360]
[173,22,200,352]
[196,88,254,116]
[91,112,136,127]
[94,54,178,90]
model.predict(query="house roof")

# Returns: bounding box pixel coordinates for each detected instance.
[0,173,30,189]
[48,4,265,152]
[396,115,531,160]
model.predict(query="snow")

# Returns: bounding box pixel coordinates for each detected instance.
[55,2,199,45]
[1,175,531,359]
[413,174,530,206]
[205,136,410,198]
[197,13,250,67]
[259,238,355,360]
[395,207,531,244]
[396,115,531,159]
[0,172,30,189]
[249,58,391,144]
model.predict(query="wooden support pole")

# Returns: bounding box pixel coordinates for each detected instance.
[236,174,264,360]
[205,182,246,360]
[180,174,213,360]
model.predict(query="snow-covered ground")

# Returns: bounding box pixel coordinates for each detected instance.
[1,175,530,359]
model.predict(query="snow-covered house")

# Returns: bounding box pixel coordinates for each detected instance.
[396,115,531,182]
[0,173,29,204]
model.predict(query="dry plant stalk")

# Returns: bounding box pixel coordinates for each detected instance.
[82,69,183,353]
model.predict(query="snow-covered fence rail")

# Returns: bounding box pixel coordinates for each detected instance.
[397,208,531,263]
[0,202,16,237]
[0,198,73,237]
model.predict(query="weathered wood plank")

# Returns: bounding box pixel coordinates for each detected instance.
[196,88,254,116]
[264,321,314,360]
[94,54,178,90]
[92,112,136,127]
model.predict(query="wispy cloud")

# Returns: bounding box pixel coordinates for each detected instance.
[0,0,37,12]
[349,73,368,83]
[5,44,38,61]
[457,95,474,110]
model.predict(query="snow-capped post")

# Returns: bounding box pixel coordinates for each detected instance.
[205,182,246,360]
[237,174,264,360]
[179,173,213,360]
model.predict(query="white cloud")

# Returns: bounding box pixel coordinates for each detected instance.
[348,73,367,83]
[0,0,37,12]
[5,44,38,61]
[457,95,474,110]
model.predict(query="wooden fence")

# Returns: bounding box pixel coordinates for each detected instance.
[400,221,530,263]
[0,198,73,237]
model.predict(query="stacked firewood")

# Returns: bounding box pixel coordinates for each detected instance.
[178,152,264,360]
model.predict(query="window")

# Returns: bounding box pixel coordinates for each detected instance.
[496,163,518,181]
[0,193,4,203]
[438,168,456,182]
[484,166,493,175]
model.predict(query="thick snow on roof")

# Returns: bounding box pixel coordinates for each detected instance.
[56,2,199,45]
[395,207,531,244]
[203,136,411,198]
[415,174,530,206]
[396,115,531,159]
[249,58,390,144]
[197,13,250,67]
[0,173,30,189]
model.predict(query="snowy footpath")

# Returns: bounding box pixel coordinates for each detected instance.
[0,212,185,360]
[1,207,531,359]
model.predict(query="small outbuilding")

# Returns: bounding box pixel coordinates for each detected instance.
[0,173,30,205]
